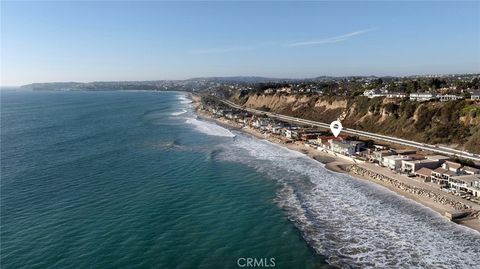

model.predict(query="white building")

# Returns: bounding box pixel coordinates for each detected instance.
[381,155,411,171]
[331,141,365,156]
[470,90,480,100]
[438,94,464,102]
[364,89,387,98]
[253,118,269,129]
[386,92,408,99]
[401,157,446,173]
[284,129,299,139]
[449,175,480,196]
[409,92,437,102]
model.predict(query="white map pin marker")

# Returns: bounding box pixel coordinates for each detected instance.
[330,121,343,137]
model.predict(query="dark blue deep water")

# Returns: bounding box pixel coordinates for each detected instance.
[1,90,325,268]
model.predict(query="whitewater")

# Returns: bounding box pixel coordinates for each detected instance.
[175,93,480,268]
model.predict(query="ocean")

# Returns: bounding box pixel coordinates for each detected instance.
[1,90,480,268]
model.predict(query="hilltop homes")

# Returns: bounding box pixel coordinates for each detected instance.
[386,92,408,99]
[438,94,464,102]
[409,92,437,102]
[470,90,480,100]
[364,89,387,98]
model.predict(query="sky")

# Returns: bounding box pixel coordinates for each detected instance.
[1,1,479,86]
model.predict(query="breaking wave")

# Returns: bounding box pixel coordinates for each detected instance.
[217,133,480,268]
[170,109,187,116]
[177,94,192,104]
[185,117,235,137]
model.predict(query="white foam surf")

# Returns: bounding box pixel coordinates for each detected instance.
[216,133,480,268]
[171,109,187,116]
[177,93,192,104]
[185,117,235,137]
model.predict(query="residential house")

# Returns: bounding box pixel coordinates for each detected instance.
[253,118,270,130]
[409,92,437,102]
[431,161,479,188]
[386,92,408,99]
[448,175,480,196]
[438,94,464,102]
[367,150,395,163]
[382,155,412,171]
[284,128,300,139]
[401,155,448,173]
[316,136,343,150]
[364,89,387,98]
[415,167,433,182]
[470,90,480,100]
[431,161,463,185]
[331,140,365,156]
[463,166,480,175]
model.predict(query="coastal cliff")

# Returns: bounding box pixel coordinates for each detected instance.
[231,93,480,153]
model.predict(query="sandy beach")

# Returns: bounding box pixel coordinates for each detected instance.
[191,94,480,232]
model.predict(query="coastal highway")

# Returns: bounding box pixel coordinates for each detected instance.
[218,99,480,162]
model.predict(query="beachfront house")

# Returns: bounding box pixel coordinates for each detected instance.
[299,129,324,141]
[448,175,480,196]
[401,155,449,174]
[317,136,342,145]
[284,128,300,139]
[381,155,412,171]
[225,112,234,119]
[331,140,365,156]
[271,126,283,135]
[369,150,396,164]
[463,166,480,175]
[415,167,433,182]
[253,118,270,130]
[431,161,462,185]
[431,161,478,186]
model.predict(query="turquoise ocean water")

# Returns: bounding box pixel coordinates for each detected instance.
[2,90,480,268]
[1,90,325,268]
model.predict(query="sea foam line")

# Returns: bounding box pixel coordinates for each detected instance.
[215,133,480,268]
[185,117,235,137]
[171,109,187,116]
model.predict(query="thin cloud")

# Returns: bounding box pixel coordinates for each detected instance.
[285,28,376,47]
[189,29,375,54]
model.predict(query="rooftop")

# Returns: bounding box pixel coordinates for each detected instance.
[404,158,440,164]
[416,167,433,177]
[433,167,448,174]
[383,155,411,161]
[450,175,480,184]
[425,155,450,161]
[444,161,463,170]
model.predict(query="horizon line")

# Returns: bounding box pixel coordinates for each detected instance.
[4,72,480,87]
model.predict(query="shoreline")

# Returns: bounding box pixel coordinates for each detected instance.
[190,94,480,232]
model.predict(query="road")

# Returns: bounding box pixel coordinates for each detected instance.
[219,99,480,162]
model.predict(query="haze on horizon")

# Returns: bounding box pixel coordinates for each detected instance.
[1,1,479,86]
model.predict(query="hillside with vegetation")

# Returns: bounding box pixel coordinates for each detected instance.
[231,93,480,153]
